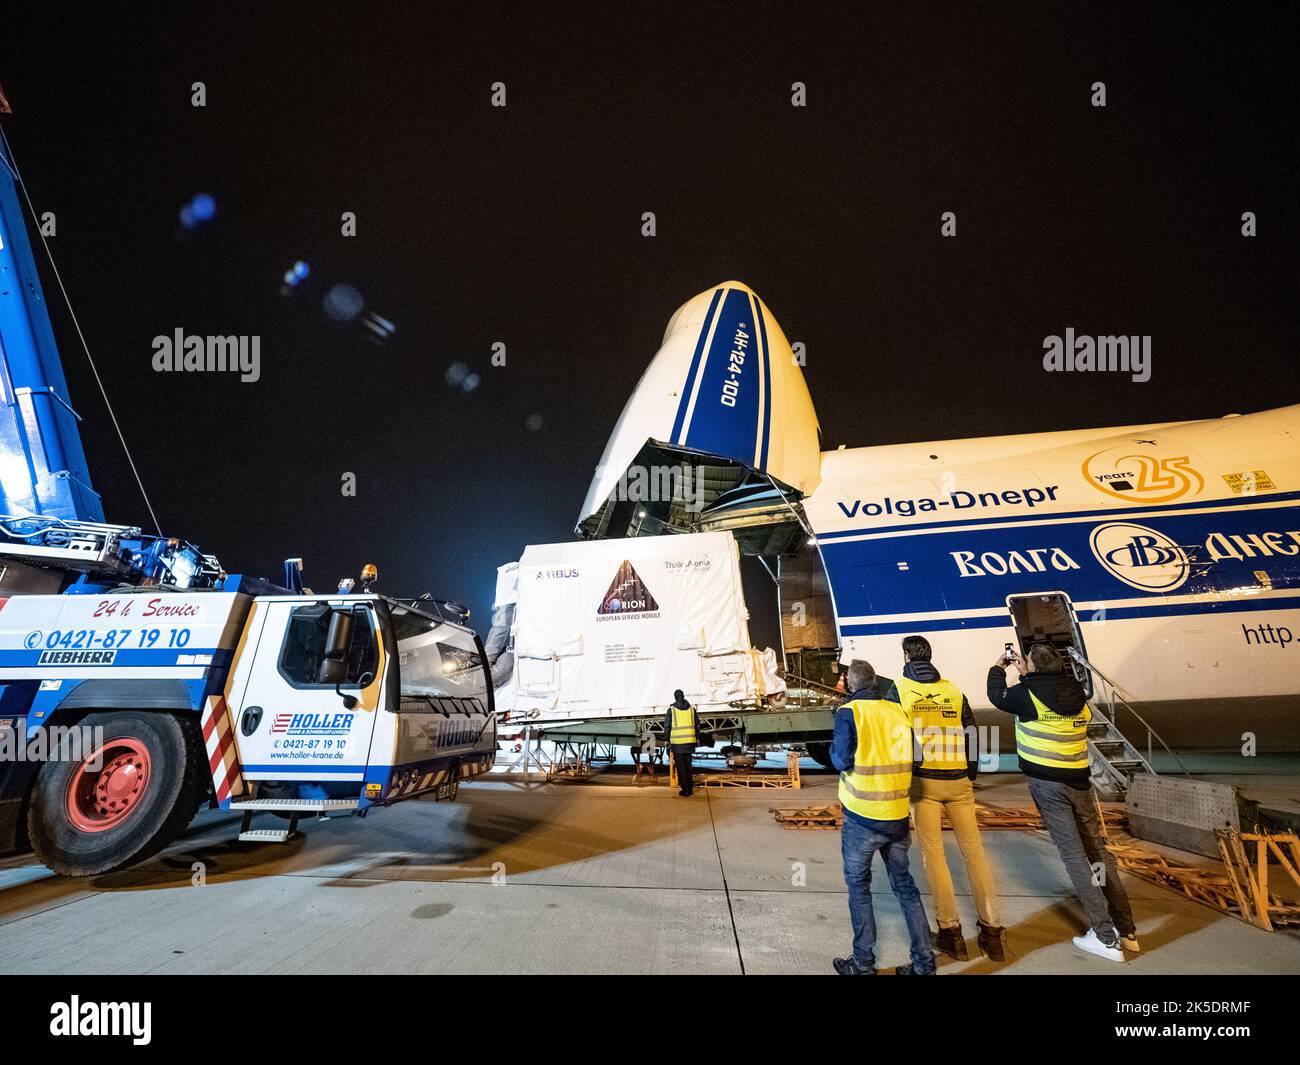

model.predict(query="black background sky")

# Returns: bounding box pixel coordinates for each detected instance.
[1,4,1295,645]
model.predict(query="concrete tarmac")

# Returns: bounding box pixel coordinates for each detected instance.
[2,769,1299,975]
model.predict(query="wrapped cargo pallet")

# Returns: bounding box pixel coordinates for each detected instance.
[491,531,784,721]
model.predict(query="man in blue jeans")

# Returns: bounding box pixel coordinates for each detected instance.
[988,643,1138,962]
[831,659,937,975]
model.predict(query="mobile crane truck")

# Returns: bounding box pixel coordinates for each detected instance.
[0,116,495,876]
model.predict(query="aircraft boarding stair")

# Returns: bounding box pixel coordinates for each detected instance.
[1068,649,1190,801]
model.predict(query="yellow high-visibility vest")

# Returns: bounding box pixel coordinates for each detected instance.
[894,675,967,772]
[837,698,913,821]
[669,705,697,746]
[1015,692,1091,770]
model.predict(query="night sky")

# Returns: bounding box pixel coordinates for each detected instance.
[2,5,1295,644]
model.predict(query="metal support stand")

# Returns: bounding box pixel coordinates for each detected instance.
[503,724,553,780]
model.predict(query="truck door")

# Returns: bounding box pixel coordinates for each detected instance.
[230,599,385,788]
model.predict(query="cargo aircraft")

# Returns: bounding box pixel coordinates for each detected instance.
[573,282,1300,749]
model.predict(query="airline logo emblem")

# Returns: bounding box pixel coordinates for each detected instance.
[1082,447,1204,504]
[598,560,659,615]
[1089,522,1190,592]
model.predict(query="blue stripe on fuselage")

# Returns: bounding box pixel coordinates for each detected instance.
[816,488,1300,541]
[682,287,763,464]
[819,503,1300,622]
[754,295,772,471]
[840,595,1300,637]
[670,287,724,446]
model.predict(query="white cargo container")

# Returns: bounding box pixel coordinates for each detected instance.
[491,531,784,721]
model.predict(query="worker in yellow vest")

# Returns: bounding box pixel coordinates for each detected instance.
[663,689,699,796]
[888,635,1005,962]
[831,659,936,976]
[989,642,1138,963]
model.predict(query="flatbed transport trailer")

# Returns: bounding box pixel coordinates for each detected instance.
[0,577,496,875]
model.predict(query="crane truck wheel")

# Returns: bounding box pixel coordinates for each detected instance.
[27,711,208,877]
[805,741,837,771]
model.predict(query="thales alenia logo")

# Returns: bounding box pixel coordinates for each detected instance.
[598,560,659,615]
[1089,522,1190,592]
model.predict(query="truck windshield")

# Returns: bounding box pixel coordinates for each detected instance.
[386,601,489,700]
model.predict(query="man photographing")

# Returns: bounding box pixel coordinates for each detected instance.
[988,643,1139,962]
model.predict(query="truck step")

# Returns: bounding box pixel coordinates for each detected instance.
[238,827,294,843]
[229,798,359,812]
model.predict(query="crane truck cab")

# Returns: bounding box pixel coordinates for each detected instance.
[0,581,496,876]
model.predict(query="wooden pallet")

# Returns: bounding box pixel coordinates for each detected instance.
[1103,831,1300,930]
[768,802,1127,832]
[1096,791,1300,930]
[1106,838,1243,914]
[772,804,844,829]
[546,758,593,783]
[1213,829,1300,931]
[768,797,1299,932]
[675,751,802,790]
[965,804,1129,831]
[966,805,1045,830]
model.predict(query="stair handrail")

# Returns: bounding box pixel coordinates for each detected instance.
[1088,686,1160,785]
[1066,648,1192,777]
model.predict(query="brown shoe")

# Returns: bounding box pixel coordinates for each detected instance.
[977,920,1007,962]
[934,925,969,960]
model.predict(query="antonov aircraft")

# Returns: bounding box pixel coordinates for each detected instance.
[576,281,1299,749]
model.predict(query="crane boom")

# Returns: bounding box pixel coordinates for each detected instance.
[0,127,103,522]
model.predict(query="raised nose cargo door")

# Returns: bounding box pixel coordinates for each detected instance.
[576,281,822,542]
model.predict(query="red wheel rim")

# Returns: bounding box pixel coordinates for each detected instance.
[65,739,152,833]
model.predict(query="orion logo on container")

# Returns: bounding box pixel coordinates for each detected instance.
[597,560,660,617]
[1089,522,1190,592]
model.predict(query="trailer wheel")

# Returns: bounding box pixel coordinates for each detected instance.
[805,741,837,771]
[27,711,208,877]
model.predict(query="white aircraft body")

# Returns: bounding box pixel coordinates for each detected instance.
[576,281,1300,747]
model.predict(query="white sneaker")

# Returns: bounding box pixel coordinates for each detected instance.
[1072,929,1125,963]
[1120,934,1141,953]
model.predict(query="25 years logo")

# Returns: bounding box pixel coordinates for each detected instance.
[1082,446,1204,504]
